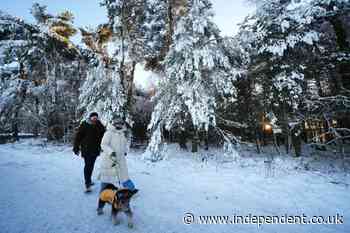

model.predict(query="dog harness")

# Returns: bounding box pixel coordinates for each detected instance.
[100,188,130,210]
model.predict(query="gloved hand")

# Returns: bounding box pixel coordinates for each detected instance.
[111,152,116,157]
[124,152,127,157]
[73,147,80,156]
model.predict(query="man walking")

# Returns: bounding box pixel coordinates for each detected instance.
[73,112,105,192]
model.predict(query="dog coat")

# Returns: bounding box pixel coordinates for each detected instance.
[100,189,117,204]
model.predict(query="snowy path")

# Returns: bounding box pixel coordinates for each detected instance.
[0,140,349,233]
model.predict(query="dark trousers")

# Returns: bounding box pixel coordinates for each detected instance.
[83,155,98,186]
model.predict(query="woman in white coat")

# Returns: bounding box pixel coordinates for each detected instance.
[98,117,136,191]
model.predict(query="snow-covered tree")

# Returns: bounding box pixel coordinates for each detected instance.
[0,11,39,137]
[142,0,168,69]
[78,54,125,123]
[29,3,83,140]
[145,0,241,160]
[0,4,84,141]
[81,0,167,122]
[237,0,350,152]
[78,0,148,125]
[143,0,189,70]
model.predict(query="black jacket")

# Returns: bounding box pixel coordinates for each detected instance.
[73,119,106,157]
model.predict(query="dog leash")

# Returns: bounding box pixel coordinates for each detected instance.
[111,152,122,186]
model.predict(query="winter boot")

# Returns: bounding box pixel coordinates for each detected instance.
[84,184,92,193]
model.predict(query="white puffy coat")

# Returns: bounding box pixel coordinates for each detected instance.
[98,124,130,185]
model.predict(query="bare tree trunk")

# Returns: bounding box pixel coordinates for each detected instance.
[256,137,261,154]
[12,111,19,141]
[204,130,209,150]
[281,97,290,154]
[191,128,199,153]
[125,61,137,113]
[291,132,301,157]
[179,129,187,150]
[33,97,40,137]
[273,133,280,154]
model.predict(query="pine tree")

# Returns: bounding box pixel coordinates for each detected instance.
[30,3,82,140]
[79,25,122,123]
[82,0,146,124]
[143,0,168,69]
[0,11,40,137]
[1,4,83,141]
[237,0,350,152]
[145,0,240,160]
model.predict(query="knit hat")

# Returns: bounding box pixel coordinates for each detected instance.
[89,112,99,118]
[112,114,125,123]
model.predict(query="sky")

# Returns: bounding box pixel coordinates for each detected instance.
[0,0,254,37]
[0,0,254,90]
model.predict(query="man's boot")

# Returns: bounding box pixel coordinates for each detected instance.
[85,184,92,193]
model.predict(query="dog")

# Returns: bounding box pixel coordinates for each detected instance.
[97,184,138,228]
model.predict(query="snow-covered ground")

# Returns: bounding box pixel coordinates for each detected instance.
[0,139,349,233]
